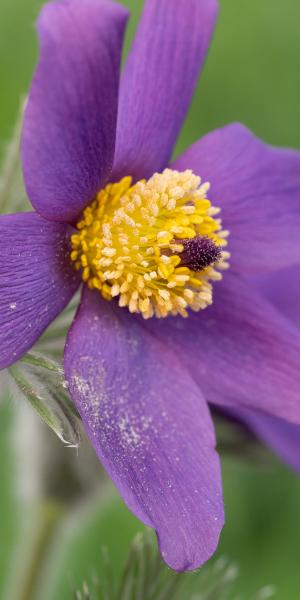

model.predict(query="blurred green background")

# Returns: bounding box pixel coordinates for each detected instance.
[1,0,300,598]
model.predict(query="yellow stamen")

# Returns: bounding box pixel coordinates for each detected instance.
[71,169,229,318]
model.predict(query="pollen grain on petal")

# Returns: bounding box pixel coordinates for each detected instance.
[70,169,229,318]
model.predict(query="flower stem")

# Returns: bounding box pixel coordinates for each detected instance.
[6,501,64,600]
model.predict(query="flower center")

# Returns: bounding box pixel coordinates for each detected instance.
[70,169,229,318]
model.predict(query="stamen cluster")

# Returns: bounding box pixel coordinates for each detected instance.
[70,169,229,318]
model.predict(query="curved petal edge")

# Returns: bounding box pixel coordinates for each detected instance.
[22,0,129,222]
[64,289,224,571]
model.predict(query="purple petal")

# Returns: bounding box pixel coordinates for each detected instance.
[250,266,300,328]
[143,273,300,425]
[112,0,218,181]
[0,212,79,369]
[21,0,128,223]
[64,289,224,571]
[172,123,300,273]
[233,408,300,474]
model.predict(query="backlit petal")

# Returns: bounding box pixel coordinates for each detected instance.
[173,123,300,273]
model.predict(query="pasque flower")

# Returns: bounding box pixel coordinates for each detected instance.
[1,0,300,571]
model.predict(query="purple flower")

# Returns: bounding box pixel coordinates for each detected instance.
[1,0,300,571]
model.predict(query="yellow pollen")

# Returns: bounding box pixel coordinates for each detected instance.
[71,169,229,318]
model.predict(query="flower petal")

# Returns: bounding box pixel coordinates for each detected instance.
[250,266,300,328]
[0,212,80,369]
[64,289,224,571]
[233,408,300,474]
[143,274,300,425]
[172,123,300,273]
[112,0,218,181]
[21,0,128,223]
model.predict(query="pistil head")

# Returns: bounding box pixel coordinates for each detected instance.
[70,169,229,318]
[179,236,222,271]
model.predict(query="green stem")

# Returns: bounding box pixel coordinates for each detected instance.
[7,502,64,600]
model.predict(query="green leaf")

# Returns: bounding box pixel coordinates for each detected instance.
[0,99,31,214]
[9,351,80,447]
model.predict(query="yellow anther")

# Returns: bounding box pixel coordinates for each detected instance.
[70,169,229,318]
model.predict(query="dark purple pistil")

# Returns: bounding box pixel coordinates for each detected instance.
[179,236,221,271]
